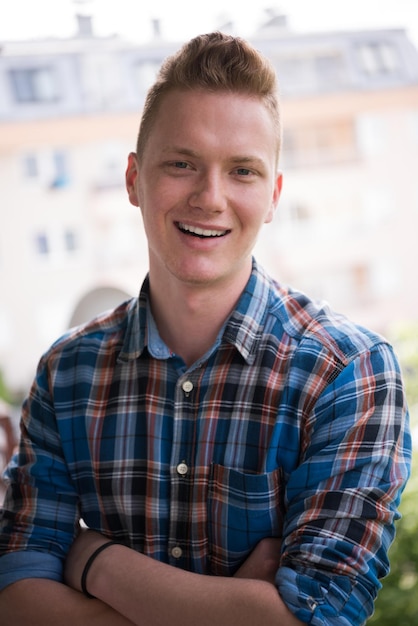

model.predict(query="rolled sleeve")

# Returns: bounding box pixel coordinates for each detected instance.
[0,355,79,581]
[277,342,411,625]
[0,550,63,591]
[276,566,364,625]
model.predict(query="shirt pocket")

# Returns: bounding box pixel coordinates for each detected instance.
[207,464,285,577]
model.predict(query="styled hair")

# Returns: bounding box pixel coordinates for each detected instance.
[136,32,281,160]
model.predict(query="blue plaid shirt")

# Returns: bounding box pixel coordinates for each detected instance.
[0,260,411,625]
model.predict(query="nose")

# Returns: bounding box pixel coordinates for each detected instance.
[188,170,226,213]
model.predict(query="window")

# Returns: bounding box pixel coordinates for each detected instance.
[21,149,71,188]
[50,150,70,188]
[64,230,78,253]
[22,154,39,178]
[9,67,59,103]
[282,120,357,168]
[94,140,127,189]
[35,233,49,256]
[356,42,400,76]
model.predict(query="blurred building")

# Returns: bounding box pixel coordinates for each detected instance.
[1,13,418,393]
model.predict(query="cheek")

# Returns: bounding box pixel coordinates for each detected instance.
[241,191,275,228]
[142,176,179,208]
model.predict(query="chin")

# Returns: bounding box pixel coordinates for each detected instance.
[170,265,223,287]
[178,272,220,287]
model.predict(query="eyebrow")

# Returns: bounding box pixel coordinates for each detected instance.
[162,146,199,158]
[163,146,266,166]
[229,156,266,166]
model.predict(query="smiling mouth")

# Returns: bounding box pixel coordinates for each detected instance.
[177,223,230,238]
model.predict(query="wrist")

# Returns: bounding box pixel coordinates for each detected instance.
[81,540,121,598]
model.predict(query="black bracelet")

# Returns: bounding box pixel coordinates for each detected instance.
[81,540,121,598]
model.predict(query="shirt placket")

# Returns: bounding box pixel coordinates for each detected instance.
[168,372,198,568]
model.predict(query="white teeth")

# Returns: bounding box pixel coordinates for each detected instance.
[178,223,228,237]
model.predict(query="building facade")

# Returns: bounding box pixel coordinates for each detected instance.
[1,15,418,393]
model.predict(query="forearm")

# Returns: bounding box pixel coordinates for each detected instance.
[87,544,304,626]
[0,579,134,626]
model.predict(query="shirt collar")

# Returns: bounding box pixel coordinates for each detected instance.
[119,259,272,365]
[223,258,271,364]
[146,300,172,359]
[118,276,149,361]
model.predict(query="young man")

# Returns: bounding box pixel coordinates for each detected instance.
[0,32,411,625]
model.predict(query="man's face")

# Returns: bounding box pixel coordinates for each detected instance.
[126,89,282,291]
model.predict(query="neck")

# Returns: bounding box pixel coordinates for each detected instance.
[148,270,251,367]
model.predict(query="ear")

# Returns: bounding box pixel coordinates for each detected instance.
[125,152,140,207]
[264,171,283,224]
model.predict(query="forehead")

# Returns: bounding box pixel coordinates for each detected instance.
[146,89,278,157]
[156,88,272,122]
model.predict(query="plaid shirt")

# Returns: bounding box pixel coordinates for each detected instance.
[0,260,411,625]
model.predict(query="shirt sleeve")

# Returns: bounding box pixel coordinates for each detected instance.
[276,341,412,625]
[0,353,79,591]
[0,551,63,591]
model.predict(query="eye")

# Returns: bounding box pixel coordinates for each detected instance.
[173,161,189,169]
[235,167,253,176]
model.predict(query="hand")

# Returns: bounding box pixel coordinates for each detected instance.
[64,529,111,593]
[234,537,282,585]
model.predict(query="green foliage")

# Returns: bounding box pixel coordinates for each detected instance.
[369,456,418,625]
[368,325,418,624]
[392,323,418,407]
[0,368,13,405]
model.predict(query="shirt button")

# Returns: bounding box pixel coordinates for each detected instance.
[176,461,188,476]
[171,546,183,559]
[182,380,193,394]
